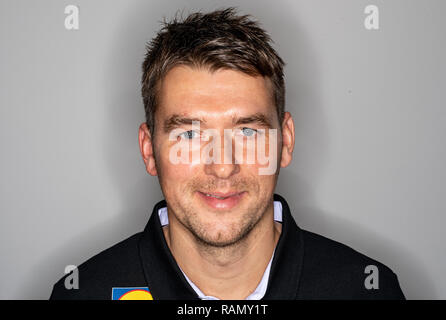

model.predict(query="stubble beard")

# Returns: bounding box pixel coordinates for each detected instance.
[173,176,269,252]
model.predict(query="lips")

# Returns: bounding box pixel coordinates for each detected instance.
[202,191,241,199]
[197,191,246,210]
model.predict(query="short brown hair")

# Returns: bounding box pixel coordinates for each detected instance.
[141,7,285,135]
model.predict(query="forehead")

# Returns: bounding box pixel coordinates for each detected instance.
[157,65,275,121]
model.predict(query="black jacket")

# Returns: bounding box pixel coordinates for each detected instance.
[50,194,405,300]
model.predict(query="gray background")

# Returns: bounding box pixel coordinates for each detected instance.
[0,0,444,299]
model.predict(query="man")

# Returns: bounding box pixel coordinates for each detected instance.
[50,8,405,300]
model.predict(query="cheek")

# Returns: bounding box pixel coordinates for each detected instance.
[156,145,201,183]
[244,163,277,190]
[257,174,276,191]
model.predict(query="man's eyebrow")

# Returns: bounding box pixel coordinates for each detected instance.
[163,112,273,133]
[163,114,205,133]
[233,113,273,128]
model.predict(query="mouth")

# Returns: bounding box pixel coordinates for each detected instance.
[197,191,246,210]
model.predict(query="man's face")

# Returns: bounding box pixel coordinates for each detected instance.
[141,65,291,247]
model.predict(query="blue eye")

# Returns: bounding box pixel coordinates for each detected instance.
[241,127,257,137]
[179,130,199,140]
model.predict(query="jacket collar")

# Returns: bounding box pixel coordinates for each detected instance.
[138,193,304,299]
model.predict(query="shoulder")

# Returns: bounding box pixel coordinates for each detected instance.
[301,230,384,269]
[50,232,146,300]
[298,229,405,299]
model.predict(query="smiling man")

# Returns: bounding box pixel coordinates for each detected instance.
[50,8,405,300]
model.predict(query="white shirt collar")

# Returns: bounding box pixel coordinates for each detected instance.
[158,201,283,300]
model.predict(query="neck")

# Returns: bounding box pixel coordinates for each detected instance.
[162,201,282,299]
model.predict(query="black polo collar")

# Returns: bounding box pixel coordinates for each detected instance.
[137,193,304,300]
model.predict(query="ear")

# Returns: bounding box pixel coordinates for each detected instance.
[138,123,158,176]
[280,112,295,168]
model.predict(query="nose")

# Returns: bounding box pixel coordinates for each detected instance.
[205,161,240,179]
[204,132,240,179]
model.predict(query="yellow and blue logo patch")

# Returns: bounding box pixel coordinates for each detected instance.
[111,287,153,300]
